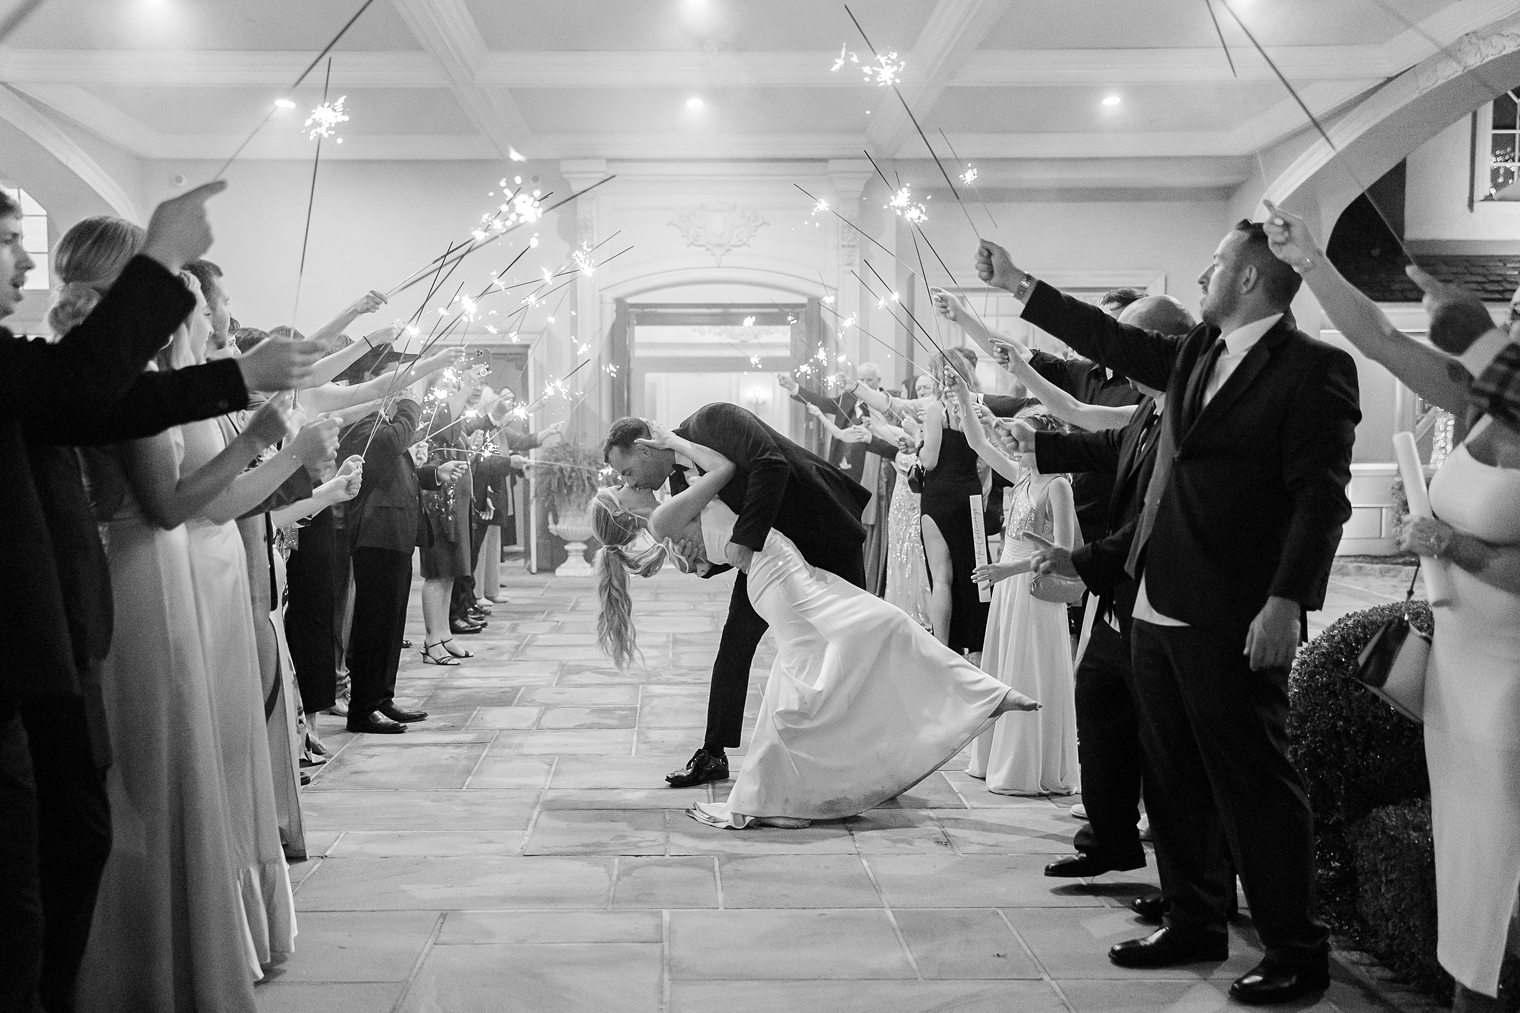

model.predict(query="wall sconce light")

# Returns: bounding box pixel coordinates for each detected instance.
[744,385,772,408]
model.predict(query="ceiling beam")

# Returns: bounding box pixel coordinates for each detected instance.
[864,0,1006,157]
[0,50,444,87]
[0,86,139,219]
[388,0,531,160]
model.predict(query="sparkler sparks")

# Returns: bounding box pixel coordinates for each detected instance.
[304,95,349,142]
[960,165,978,186]
[886,185,927,225]
[830,44,904,87]
[742,315,756,328]
[571,242,597,277]
[603,363,619,377]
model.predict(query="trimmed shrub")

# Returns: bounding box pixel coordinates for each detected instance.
[1347,799,1446,994]
[1289,601,1433,914]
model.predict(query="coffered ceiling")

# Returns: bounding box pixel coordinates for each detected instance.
[0,0,1511,175]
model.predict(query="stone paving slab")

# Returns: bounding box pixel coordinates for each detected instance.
[258,564,1412,1013]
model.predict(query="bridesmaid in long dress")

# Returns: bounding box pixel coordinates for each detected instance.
[918,349,992,658]
[60,264,298,1008]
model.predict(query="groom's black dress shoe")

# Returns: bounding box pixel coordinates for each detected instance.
[346,710,407,734]
[1109,926,1228,968]
[1045,854,1139,878]
[379,703,428,723]
[666,748,729,788]
[1229,961,1330,1005]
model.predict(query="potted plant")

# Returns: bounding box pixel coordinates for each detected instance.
[534,441,608,576]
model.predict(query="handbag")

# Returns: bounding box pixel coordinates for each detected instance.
[1352,565,1430,723]
[1028,479,1087,605]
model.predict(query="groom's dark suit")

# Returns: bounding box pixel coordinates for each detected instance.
[1020,279,1358,968]
[670,402,870,750]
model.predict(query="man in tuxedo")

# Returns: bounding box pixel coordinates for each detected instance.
[1012,296,1194,889]
[603,403,870,787]
[1,183,327,1013]
[978,222,1359,1005]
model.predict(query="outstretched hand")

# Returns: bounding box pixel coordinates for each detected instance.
[1024,530,1079,579]
[975,240,1019,291]
[1260,199,1321,272]
[931,287,969,323]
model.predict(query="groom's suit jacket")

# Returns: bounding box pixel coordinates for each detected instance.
[670,402,870,581]
[1020,281,1359,641]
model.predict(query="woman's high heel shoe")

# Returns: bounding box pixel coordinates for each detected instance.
[440,637,473,659]
[421,641,460,665]
[994,689,1041,715]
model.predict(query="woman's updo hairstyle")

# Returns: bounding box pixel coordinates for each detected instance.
[591,486,670,669]
[48,216,146,336]
[938,346,981,394]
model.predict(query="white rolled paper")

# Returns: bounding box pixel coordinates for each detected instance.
[1392,431,1452,605]
[969,493,993,603]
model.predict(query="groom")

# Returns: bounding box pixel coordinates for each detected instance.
[603,402,871,786]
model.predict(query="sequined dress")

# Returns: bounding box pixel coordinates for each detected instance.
[966,474,1079,796]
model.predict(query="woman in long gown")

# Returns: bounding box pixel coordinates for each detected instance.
[591,425,1039,829]
[918,349,992,658]
[961,403,1079,795]
[58,245,300,1009]
[1264,202,1520,1012]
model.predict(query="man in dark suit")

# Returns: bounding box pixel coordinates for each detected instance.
[1012,295,1194,888]
[603,403,870,787]
[339,383,461,735]
[0,183,328,1013]
[978,222,1359,1005]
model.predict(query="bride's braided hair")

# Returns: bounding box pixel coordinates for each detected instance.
[591,487,670,669]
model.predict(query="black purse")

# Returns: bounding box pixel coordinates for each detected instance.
[1352,565,1430,723]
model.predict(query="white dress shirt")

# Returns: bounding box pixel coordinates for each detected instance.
[1131,314,1283,628]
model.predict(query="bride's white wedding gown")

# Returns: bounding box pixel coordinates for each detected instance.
[689,501,1018,828]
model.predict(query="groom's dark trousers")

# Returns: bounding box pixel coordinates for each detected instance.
[671,403,870,751]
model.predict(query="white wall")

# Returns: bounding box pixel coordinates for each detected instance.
[1406,116,1520,242]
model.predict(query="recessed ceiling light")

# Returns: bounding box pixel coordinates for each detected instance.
[1102,94,1122,107]
[686,96,704,110]
[273,98,296,110]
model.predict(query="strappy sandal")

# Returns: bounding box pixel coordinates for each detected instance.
[440,637,474,659]
[421,641,460,666]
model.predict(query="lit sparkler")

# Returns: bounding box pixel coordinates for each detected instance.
[886,185,927,225]
[960,165,978,186]
[304,95,349,142]
[571,242,597,277]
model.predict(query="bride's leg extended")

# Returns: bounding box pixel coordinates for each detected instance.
[920,516,954,647]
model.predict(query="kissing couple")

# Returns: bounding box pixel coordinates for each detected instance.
[594,401,1037,829]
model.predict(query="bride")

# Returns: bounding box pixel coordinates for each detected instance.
[592,422,1039,829]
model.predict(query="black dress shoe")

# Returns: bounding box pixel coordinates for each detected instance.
[450,618,484,635]
[1131,893,1166,923]
[1045,854,1138,878]
[346,710,407,734]
[1229,961,1330,1005]
[1109,926,1228,968]
[665,748,729,788]
[379,703,428,723]
[401,639,412,649]
[1130,893,1238,925]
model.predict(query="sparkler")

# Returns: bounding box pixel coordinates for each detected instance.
[386,176,616,298]
[291,58,336,328]
[212,0,379,180]
[304,95,349,143]
[885,184,928,225]
[939,129,1000,231]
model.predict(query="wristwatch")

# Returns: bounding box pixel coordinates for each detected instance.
[1012,271,1035,302]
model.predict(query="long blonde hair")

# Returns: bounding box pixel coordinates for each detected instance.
[591,487,670,669]
[48,216,146,336]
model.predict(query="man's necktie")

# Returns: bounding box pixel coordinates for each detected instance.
[1124,341,1223,579]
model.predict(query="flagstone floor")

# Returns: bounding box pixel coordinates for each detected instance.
[255,560,1414,1013]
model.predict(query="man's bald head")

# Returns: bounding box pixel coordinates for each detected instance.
[1118,294,1197,337]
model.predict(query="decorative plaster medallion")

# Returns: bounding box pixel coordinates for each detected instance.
[669,201,768,265]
